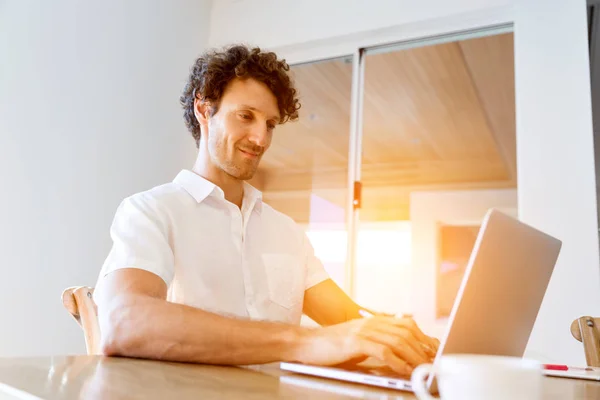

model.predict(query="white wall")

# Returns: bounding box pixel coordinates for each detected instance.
[0,0,211,356]
[409,189,518,339]
[515,0,600,364]
[209,0,600,364]
[209,0,512,60]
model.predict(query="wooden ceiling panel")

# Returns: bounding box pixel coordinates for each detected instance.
[459,33,517,180]
[255,33,516,222]
[362,41,504,165]
[261,158,509,193]
[259,59,353,171]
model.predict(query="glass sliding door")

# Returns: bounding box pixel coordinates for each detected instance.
[351,27,517,337]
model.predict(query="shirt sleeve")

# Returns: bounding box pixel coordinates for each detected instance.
[303,233,330,290]
[97,194,175,287]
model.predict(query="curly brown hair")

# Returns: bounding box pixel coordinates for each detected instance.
[180,45,301,147]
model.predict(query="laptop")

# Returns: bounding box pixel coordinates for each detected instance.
[280,209,562,392]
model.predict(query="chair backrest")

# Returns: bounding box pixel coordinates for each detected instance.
[62,286,101,355]
[571,316,600,367]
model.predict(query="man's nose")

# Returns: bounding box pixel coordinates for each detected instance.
[248,124,269,147]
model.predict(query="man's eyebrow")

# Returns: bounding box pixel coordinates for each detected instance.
[238,104,280,121]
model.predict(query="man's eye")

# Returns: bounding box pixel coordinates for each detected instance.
[239,113,252,120]
[267,123,276,130]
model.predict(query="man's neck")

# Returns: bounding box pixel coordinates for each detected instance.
[192,156,244,209]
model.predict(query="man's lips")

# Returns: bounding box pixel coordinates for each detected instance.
[239,148,261,158]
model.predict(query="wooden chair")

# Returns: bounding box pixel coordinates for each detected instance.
[570,316,600,367]
[62,286,101,355]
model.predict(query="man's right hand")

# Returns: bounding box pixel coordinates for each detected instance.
[288,316,437,376]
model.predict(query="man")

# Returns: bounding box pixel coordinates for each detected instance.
[94,45,438,376]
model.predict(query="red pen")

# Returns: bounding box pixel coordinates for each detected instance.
[544,364,593,371]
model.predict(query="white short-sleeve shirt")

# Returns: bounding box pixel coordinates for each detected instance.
[96,170,330,324]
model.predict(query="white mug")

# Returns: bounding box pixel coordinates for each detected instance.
[411,354,543,400]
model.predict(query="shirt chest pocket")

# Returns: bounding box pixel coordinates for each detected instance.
[262,253,305,310]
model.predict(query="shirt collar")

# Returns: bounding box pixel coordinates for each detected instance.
[173,170,263,214]
[173,170,217,203]
[243,181,263,214]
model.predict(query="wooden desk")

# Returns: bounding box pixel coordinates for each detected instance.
[0,356,599,399]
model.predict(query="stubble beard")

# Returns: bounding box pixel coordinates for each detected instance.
[210,135,261,181]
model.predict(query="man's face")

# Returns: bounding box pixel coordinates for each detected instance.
[201,78,280,180]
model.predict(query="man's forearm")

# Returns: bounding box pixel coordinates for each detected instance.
[100,294,309,364]
[303,279,364,325]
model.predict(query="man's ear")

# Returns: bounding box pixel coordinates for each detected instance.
[193,98,211,126]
